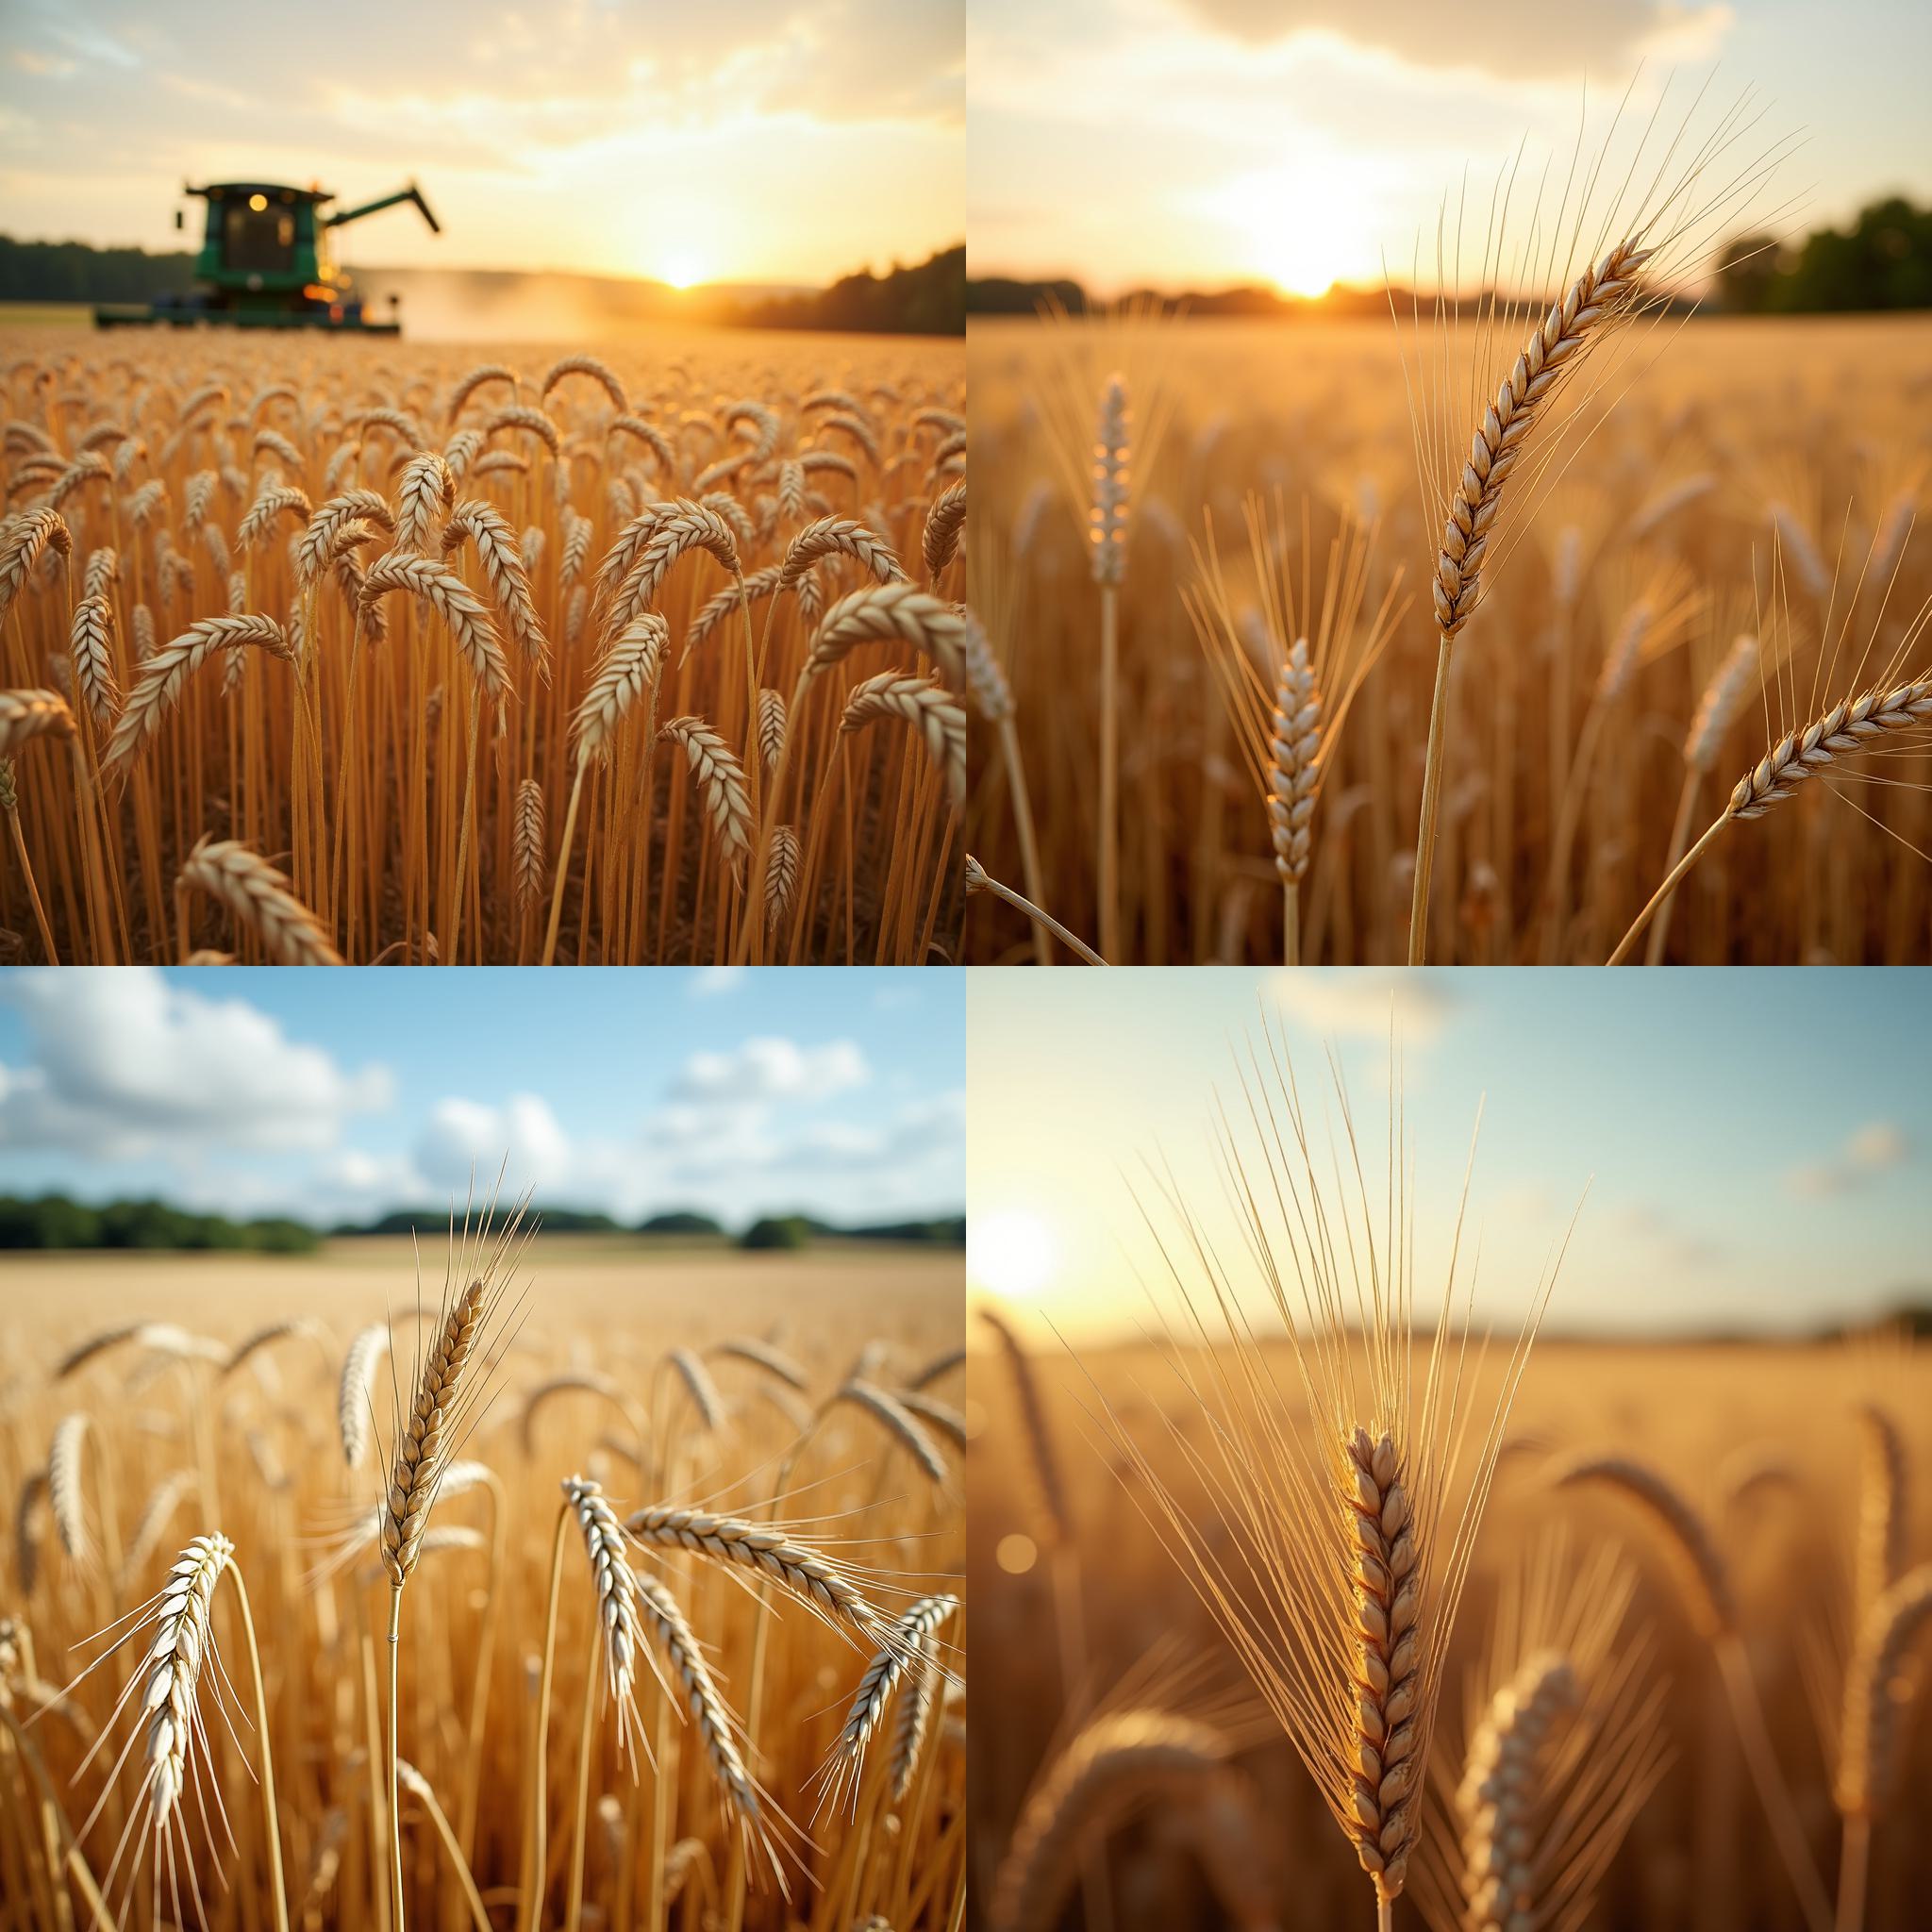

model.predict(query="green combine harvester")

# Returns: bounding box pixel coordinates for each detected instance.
[93,179,440,334]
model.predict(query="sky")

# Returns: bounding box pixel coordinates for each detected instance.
[0,968,964,1230]
[968,968,1932,1341]
[1,0,964,287]
[971,0,1932,295]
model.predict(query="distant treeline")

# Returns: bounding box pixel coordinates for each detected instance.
[970,198,1932,319]
[0,1193,316,1253]
[0,233,965,335]
[0,1192,963,1252]
[741,245,964,335]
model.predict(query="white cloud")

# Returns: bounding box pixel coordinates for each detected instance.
[415,1092,573,1192]
[670,1036,870,1106]
[1788,1121,1910,1198]
[0,971,390,1158]
[1264,969,1461,1044]
[687,967,746,998]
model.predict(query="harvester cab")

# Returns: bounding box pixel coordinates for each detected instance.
[93,180,440,334]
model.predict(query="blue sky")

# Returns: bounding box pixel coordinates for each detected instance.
[969,968,1932,1338]
[0,968,963,1229]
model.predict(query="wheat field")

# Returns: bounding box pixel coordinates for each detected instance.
[967,1321,1932,1932]
[963,315,1932,966]
[0,1229,965,1930]
[0,326,965,966]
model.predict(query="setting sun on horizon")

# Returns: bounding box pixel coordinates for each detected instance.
[970,0,1930,299]
[1,0,963,290]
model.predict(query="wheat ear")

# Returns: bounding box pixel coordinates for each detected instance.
[339,1324,391,1469]
[1412,239,1650,963]
[1553,1453,1830,1932]
[990,1711,1229,1932]
[101,616,291,776]
[177,837,341,965]
[1613,674,1932,963]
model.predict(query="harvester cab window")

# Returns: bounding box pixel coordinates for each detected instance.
[224,203,295,273]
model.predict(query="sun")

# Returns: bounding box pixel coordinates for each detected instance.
[969,1207,1061,1304]
[659,255,707,291]
[1208,163,1366,299]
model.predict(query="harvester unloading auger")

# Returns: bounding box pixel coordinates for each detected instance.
[93,179,440,334]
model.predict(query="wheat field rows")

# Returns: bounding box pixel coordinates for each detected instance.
[968,1321,1932,1932]
[964,316,1932,965]
[0,329,966,965]
[0,1235,966,1931]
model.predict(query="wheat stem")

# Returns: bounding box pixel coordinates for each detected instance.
[1408,634,1453,962]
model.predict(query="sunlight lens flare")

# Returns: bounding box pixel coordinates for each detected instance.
[969,1208,1061,1304]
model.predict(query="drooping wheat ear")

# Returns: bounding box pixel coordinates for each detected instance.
[778,515,908,593]
[1342,1427,1424,1895]
[1855,1403,1907,1624]
[666,1346,727,1432]
[1627,470,1717,541]
[605,499,742,632]
[835,1377,948,1484]
[765,825,799,931]
[561,1475,647,1757]
[299,490,396,586]
[483,402,561,460]
[625,1504,884,1639]
[177,837,342,966]
[757,687,787,772]
[828,1593,958,1807]
[1434,241,1649,639]
[15,1472,45,1594]
[511,778,545,914]
[83,544,118,600]
[806,583,966,690]
[1089,375,1130,587]
[119,1470,197,1590]
[709,1336,808,1392]
[101,615,291,775]
[1267,639,1320,885]
[445,363,518,425]
[1725,678,1932,820]
[991,1711,1231,1932]
[1456,1652,1580,1931]
[633,1569,772,1862]
[339,1324,391,1469]
[0,507,73,624]
[923,477,967,585]
[840,672,965,808]
[381,1281,490,1586]
[691,564,782,658]
[360,553,510,702]
[541,355,627,414]
[1768,500,1832,604]
[239,482,313,550]
[572,615,667,766]
[48,1412,94,1566]
[978,1307,1073,1545]
[0,689,75,757]
[1551,1455,1734,1637]
[69,595,120,727]
[909,1344,965,1390]
[225,1316,326,1379]
[441,498,548,664]
[890,1631,942,1804]
[895,1388,965,1450]
[1836,1563,1932,1818]
[658,717,752,875]
[1685,632,1761,772]
[961,606,1014,720]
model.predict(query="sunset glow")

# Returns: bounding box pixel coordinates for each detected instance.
[0,0,964,287]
